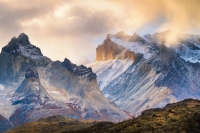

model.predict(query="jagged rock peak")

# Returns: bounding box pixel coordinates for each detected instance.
[115,30,126,36]
[130,33,145,42]
[96,37,129,61]
[2,33,43,58]
[114,30,129,40]
[106,34,112,39]
[62,58,97,81]
[13,66,51,106]
[17,33,30,45]
[25,67,39,79]
[111,31,145,42]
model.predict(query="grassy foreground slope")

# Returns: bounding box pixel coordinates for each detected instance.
[7,115,96,133]
[69,99,200,133]
[8,99,200,133]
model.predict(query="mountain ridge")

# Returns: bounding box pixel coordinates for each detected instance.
[87,31,200,116]
[1,31,200,132]
[0,33,129,131]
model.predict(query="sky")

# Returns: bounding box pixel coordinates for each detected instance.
[0,0,200,64]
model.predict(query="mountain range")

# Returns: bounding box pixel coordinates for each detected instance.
[87,30,200,115]
[0,33,129,132]
[1,30,200,132]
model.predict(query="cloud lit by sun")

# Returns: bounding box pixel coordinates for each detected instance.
[0,0,199,64]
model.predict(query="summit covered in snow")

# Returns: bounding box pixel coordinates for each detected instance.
[2,33,43,60]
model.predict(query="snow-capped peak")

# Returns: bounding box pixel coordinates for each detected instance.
[2,33,43,60]
[108,32,154,60]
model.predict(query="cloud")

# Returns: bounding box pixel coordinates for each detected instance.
[112,0,200,33]
[0,0,200,63]
[125,0,200,45]
[0,0,65,33]
[47,6,121,36]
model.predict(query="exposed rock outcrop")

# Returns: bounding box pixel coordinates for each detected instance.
[62,58,97,81]
[0,33,51,86]
[96,37,127,61]
[96,36,135,61]
[2,33,43,57]
[8,61,128,127]
[41,60,129,122]
[116,50,135,61]
[0,33,129,129]
[25,67,39,79]
[129,33,145,43]
[88,31,200,116]
[10,67,72,127]
[114,30,130,41]
[12,67,51,105]
[113,31,145,42]
[96,37,125,61]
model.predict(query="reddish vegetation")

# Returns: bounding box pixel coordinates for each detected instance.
[10,103,83,127]
[42,104,62,109]
[66,103,81,113]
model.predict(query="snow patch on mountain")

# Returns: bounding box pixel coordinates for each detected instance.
[173,43,200,63]
[2,33,45,61]
[0,90,17,119]
[88,31,200,116]
[17,45,43,59]
[87,59,133,90]
[110,36,154,59]
[0,84,4,91]
[39,60,129,121]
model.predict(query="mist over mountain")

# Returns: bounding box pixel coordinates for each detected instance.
[0,1,199,132]
[0,30,200,132]
[88,30,200,115]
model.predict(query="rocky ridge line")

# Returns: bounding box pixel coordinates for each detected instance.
[62,58,97,81]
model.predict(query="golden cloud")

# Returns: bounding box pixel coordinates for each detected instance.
[0,0,199,63]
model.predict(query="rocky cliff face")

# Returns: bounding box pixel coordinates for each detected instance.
[114,31,145,43]
[96,37,126,61]
[9,67,89,127]
[0,33,51,86]
[40,59,129,122]
[62,58,97,81]
[2,33,43,57]
[0,33,129,129]
[96,35,135,61]
[12,67,51,105]
[115,49,135,61]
